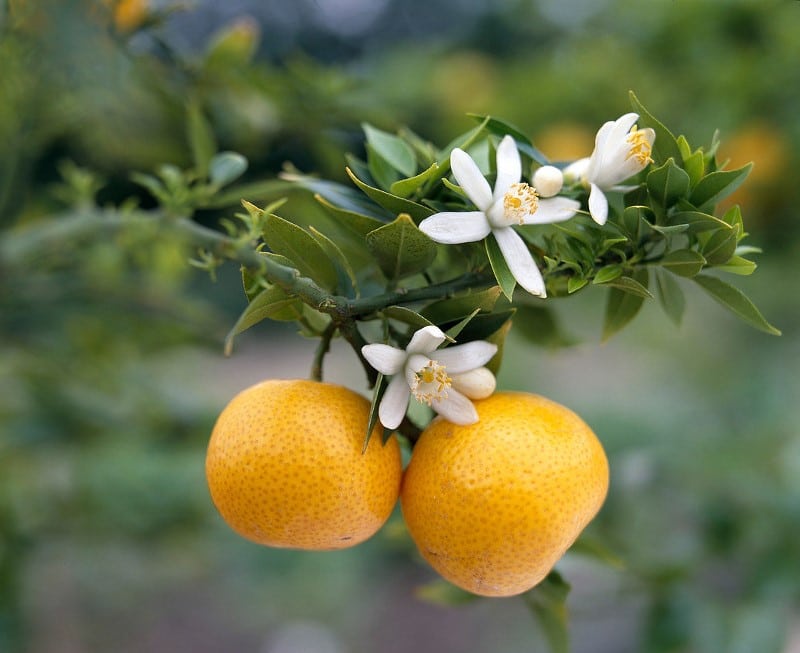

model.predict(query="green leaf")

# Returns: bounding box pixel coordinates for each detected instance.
[523,571,571,653]
[186,100,216,177]
[602,269,650,340]
[443,308,481,341]
[694,275,781,335]
[683,149,705,187]
[363,373,387,453]
[450,309,515,343]
[224,286,300,355]
[669,210,730,234]
[660,249,707,277]
[484,319,512,375]
[313,193,386,240]
[514,305,577,348]
[655,268,685,326]
[469,114,549,164]
[346,168,434,222]
[569,535,625,569]
[486,235,516,301]
[382,306,439,331]
[263,213,339,291]
[365,213,437,281]
[415,580,480,607]
[689,163,752,210]
[646,158,690,207]
[390,161,442,198]
[284,172,389,220]
[592,264,623,285]
[567,276,588,294]
[366,142,401,190]
[702,226,738,265]
[209,152,248,187]
[308,226,360,297]
[622,205,650,239]
[715,256,757,276]
[603,274,653,299]
[421,286,503,324]
[363,123,417,178]
[629,91,683,166]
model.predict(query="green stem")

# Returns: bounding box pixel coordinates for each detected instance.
[310,322,337,382]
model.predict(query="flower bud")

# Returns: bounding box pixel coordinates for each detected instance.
[450,367,496,400]
[532,165,564,198]
[562,157,590,186]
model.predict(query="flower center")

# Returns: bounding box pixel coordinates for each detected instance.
[502,182,539,225]
[626,125,653,166]
[411,359,451,405]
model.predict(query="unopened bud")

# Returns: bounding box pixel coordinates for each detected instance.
[450,367,496,400]
[532,165,564,198]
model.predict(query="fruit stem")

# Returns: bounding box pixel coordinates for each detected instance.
[311,322,337,381]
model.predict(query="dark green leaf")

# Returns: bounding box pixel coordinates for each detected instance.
[622,205,650,239]
[646,158,690,207]
[308,226,360,297]
[514,304,577,348]
[523,571,571,653]
[702,227,738,265]
[382,306,439,331]
[263,213,339,291]
[313,193,387,239]
[484,319,512,375]
[660,250,706,277]
[421,286,503,324]
[347,168,435,222]
[629,91,683,165]
[449,309,515,343]
[390,162,442,198]
[224,286,300,355]
[365,213,437,281]
[443,308,481,341]
[186,100,216,177]
[209,152,248,187]
[689,163,752,210]
[366,142,401,190]
[363,373,388,453]
[469,114,549,164]
[669,210,730,234]
[683,150,705,187]
[655,268,685,326]
[284,172,390,219]
[694,275,781,335]
[486,235,516,301]
[602,269,650,340]
[363,123,417,177]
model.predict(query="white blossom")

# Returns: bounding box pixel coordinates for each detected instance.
[361,326,497,429]
[419,135,580,298]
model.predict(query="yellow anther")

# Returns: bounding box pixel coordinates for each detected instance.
[626,125,653,166]
[411,360,452,405]
[503,182,539,225]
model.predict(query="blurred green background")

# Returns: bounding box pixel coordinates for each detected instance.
[1,0,799,651]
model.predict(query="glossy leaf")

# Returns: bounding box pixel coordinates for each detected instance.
[646,158,690,207]
[689,163,752,210]
[390,161,442,198]
[629,91,683,166]
[702,226,738,265]
[655,268,685,326]
[660,250,706,277]
[715,256,757,276]
[694,275,781,335]
[365,213,437,281]
[669,210,730,234]
[284,172,389,219]
[363,123,417,177]
[449,309,515,343]
[346,168,435,222]
[308,226,360,297]
[263,213,339,291]
[381,306,438,331]
[469,113,549,164]
[313,193,386,240]
[485,235,516,301]
[603,268,650,340]
[514,305,577,348]
[421,286,503,324]
[224,286,300,355]
[363,373,387,452]
[593,264,623,285]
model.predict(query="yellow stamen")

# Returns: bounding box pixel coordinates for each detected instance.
[411,360,451,405]
[626,125,653,166]
[503,182,539,225]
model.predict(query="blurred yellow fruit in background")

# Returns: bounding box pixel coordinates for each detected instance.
[206,379,402,550]
[401,392,609,597]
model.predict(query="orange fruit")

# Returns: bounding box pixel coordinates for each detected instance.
[206,379,402,550]
[401,392,609,597]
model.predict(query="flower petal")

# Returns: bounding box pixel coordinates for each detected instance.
[418,211,491,244]
[378,373,411,430]
[450,367,496,399]
[406,325,446,355]
[493,135,522,202]
[588,183,609,225]
[431,388,478,425]
[434,341,498,374]
[522,197,580,225]
[492,227,546,298]
[361,343,406,375]
[451,148,493,211]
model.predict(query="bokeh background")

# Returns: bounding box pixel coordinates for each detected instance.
[2,0,799,651]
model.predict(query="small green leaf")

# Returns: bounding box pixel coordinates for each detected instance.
[655,268,686,326]
[669,210,730,234]
[421,286,503,324]
[604,274,653,299]
[443,308,481,341]
[660,250,707,277]
[486,236,516,301]
[263,213,339,291]
[622,205,650,239]
[689,163,752,210]
[629,91,683,166]
[284,172,389,220]
[363,123,417,178]
[224,286,300,355]
[308,226,360,297]
[646,158,690,207]
[313,193,386,240]
[209,152,248,187]
[592,264,623,285]
[715,256,757,276]
[683,149,705,187]
[381,306,439,331]
[569,536,626,569]
[602,269,650,340]
[416,580,480,607]
[523,571,571,653]
[702,227,738,265]
[187,100,216,177]
[365,213,437,281]
[451,309,515,343]
[514,305,577,348]
[469,114,549,164]
[363,373,388,453]
[567,276,589,294]
[484,319,512,375]
[390,161,442,198]
[346,168,434,222]
[366,143,401,190]
[694,275,781,335]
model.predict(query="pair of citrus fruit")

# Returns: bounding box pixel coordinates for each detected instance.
[205,379,609,597]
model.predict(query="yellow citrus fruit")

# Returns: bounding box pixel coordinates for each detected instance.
[401,392,609,597]
[206,379,402,550]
